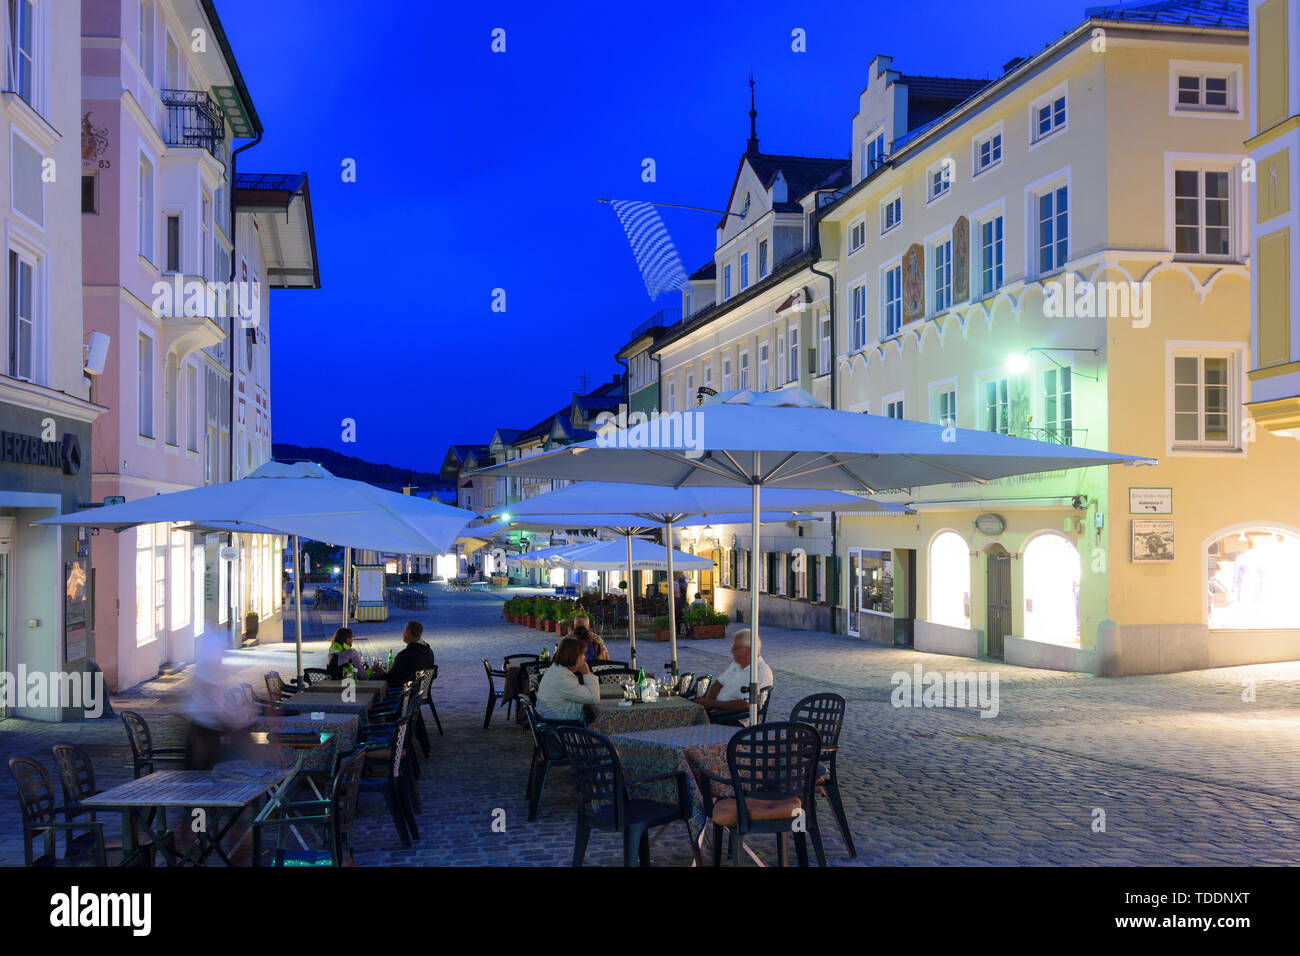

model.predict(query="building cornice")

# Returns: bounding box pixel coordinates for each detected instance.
[0,377,106,424]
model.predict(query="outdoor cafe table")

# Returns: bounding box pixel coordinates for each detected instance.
[250,713,359,774]
[279,690,377,719]
[82,767,296,866]
[587,697,708,735]
[302,680,390,701]
[608,724,736,840]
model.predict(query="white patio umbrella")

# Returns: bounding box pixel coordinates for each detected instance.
[37,461,476,679]
[476,387,1156,722]
[480,483,908,678]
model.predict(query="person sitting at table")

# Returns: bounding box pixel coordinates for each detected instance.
[386,620,435,688]
[690,592,708,609]
[572,619,609,662]
[534,637,600,724]
[326,627,363,680]
[696,629,773,726]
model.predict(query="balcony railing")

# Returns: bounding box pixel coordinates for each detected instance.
[1021,426,1086,446]
[161,89,225,159]
[628,307,682,342]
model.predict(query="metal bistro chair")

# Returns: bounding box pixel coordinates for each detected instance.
[8,756,140,867]
[675,672,696,699]
[704,721,824,867]
[301,668,332,687]
[265,671,299,703]
[553,725,699,867]
[688,675,712,701]
[358,713,420,847]
[791,692,856,859]
[420,664,444,737]
[120,710,187,778]
[482,658,507,728]
[709,685,773,726]
[502,654,540,720]
[51,742,174,865]
[253,747,367,866]
[517,695,569,822]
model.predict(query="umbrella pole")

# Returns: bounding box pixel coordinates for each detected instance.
[292,534,304,683]
[342,546,351,629]
[750,481,761,726]
[665,519,678,681]
[625,532,636,669]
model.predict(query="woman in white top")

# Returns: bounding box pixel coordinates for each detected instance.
[534,637,602,723]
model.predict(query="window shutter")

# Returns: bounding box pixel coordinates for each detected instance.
[828,555,840,607]
[808,555,819,603]
[787,555,796,597]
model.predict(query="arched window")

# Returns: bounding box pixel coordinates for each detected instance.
[1023,533,1080,644]
[928,531,970,628]
[1207,527,1300,629]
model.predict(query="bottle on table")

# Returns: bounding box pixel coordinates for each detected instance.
[636,666,646,701]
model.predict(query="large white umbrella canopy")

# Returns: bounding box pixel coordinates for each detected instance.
[556,537,712,571]
[477,387,1156,721]
[37,461,476,679]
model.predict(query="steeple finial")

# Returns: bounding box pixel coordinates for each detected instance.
[747,72,759,155]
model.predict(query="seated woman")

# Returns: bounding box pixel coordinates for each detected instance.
[326,627,363,680]
[572,620,610,662]
[534,637,601,724]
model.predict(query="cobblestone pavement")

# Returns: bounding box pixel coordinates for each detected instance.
[2,585,1299,866]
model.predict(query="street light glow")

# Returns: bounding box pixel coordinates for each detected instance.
[1006,353,1030,375]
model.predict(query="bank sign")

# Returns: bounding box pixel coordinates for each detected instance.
[0,429,81,476]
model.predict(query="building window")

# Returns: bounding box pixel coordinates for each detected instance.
[9,0,36,105]
[170,528,189,629]
[931,238,953,312]
[758,238,769,278]
[186,364,199,452]
[818,313,831,375]
[685,369,694,406]
[723,263,732,299]
[138,1,155,84]
[7,249,35,382]
[1031,87,1067,143]
[739,350,749,389]
[165,214,180,273]
[787,324,799,383]
[974,127,1003,174]
[12,131,44,226]
[1174,169,1231,259]
[758,341,770,391]
[138,154,155,262]
[138,333,154,437]
[928,161,952,202]
[135,525,156,646]
[667,380,676,413]
[776,334,785,385]
[82,173,98,214]
[740,252,750,290]
[1042,366,1073,444]
[1023,533,1080,644]
[850,282,868,351]
[1033,182,1068,274]
[978,214,1004,295]
[703,361,712,389]
[929,531,970,629]
[931,382,957,426]
[1172,61,1240,114]
[1207,528,1300,629]
[882,263,902,338]
[849,218,866,254]
[884,396,904,419]
[722,355,732,390]
[1173,352,1235,448]
[201,195,210,280]
[980,376,1010,434]
[881,194,901,233]
[863,129,886,178]
[164,355,179,446]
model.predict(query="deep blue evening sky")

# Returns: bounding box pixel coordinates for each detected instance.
[219,0,1090,472]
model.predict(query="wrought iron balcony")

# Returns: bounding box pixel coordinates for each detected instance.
[161,89,225,159]
[628,308,682,342]
[1021,426,1086,446]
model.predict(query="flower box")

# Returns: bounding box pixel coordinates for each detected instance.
[689,624,727,640]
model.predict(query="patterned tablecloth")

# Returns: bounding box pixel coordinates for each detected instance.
[588,697,707,736]
[303,680,390,700]
[249,713,360,774]
[278,691,376,719]
[609,724,737,838]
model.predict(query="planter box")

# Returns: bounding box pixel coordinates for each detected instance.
[544,620,557,633]
[525,617,536,628]
[655,629,671,642]
[689,624,727,640]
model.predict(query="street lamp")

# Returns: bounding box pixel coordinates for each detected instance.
[1006,347,1100,381]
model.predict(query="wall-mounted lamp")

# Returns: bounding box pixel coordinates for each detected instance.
[1006,347,1100,381]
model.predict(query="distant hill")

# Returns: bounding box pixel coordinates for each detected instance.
[272,443,448,493]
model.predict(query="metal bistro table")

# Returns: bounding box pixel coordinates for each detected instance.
[82,765,303,867]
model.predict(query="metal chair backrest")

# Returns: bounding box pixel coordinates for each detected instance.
[594,667,638,685]
[789,692,846,752]
[302,668,331,686]
[50,742,96,806]
[9,755,57,829]
[265,671,287,702]
[726,722,821,822]
[692,675,712,700]
[482,659,502,692]
[120,710,153,775]
[518,695,566,761]
[331,747,368,864]
[676,672,696,698]
[553,726,625,826]
[504,654,539,670]
[413,669,434,708]
[755,685,773,723]
[521,660,545,697]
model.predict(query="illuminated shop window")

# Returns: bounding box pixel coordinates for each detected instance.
[928,531,970,629]
[1023,532,1080,644]
[1207,528,1300,629]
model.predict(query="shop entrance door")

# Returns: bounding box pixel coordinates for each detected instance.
[986,547,1012,660]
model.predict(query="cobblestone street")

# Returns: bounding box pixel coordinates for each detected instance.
[2,585,1299,866]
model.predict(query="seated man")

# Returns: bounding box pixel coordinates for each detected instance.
[534,637,601,724]
[696,629,773,726]
[690,592,708,609]
[386,620,435,688]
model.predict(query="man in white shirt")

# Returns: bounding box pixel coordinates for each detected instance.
[698,629,773,725]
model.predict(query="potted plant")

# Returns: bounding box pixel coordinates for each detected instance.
[652,614,672,642]
[540,601,558,632]
[685,605,729,639]
[520,597,536,628]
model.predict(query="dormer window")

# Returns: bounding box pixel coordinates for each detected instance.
[741,192,751,218]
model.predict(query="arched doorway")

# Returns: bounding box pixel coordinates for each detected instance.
[1023,533,1081,644]
[928,530,970,629]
